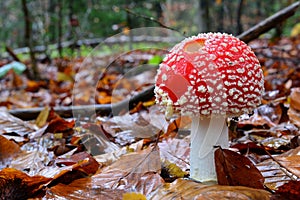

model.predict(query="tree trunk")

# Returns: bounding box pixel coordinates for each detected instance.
[22,0,39,79]
[58,0,63,58]
[236,0,244,35]
[198,0,210,33]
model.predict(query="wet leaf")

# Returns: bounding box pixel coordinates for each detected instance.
[45,147,164,198]
[0,135,21,168]
[35,106,50,127]
[46,117,75,134]
[288,107,300,127]
[215,148,265,189]
[123,192,147,200]
[9,149,54,176]
[158,137,190,171]
[0,108,37,136]
[100,108,167,145]
[55,152,100,175]
[256,146,300,190]
[151,178,271,200]
[45,179,126,200]
[289,87,300,111]
[271,180,300,200]
[161,160,188,179]
[108,145,161,174]
[0,168,51,199]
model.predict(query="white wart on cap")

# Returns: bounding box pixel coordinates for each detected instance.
[154,32,264,117]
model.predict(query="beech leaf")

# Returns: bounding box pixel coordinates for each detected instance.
[0,109,37,136]
[0,168,51,199]
[0,135,21,168]
[151,178,270,200]
[215,148,265,189]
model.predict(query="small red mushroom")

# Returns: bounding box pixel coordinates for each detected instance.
[154,33,264,182]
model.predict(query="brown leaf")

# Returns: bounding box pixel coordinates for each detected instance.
[0,135,21,167]
[82,146,164,196]
[42,152,100,187]
[215,148,265,189]
[256,160,292,190]
[45,179,126,200]
[288,88,300,127]
[288,107,300,127]
[238,103,284,130]
[275,155,300,178]
[289,87,300,111]
[46,156,163,198]
[101,108,167,145]
[9,150,53,176]
[55,152,100,175]
[108,145,161,174]
[162,116,191,138]
[256,146,300,190]
[46,117,75,133]
[0,168,51,199]
[151,178,271,200]
[271,180,300,200]
[158,137,190,171]
[0,108,37,136]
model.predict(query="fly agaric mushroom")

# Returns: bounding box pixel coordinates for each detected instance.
[154,33,264,182]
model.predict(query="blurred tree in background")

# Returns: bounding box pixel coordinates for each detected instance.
[0,0,299,54]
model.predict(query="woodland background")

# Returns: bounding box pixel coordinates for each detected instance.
[1,1,300,200]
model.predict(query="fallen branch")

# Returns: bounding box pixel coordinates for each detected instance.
[9,86,155,120]
[238,1,300,43]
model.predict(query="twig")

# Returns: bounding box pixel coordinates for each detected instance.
[125,8,185,36]
[5,46,21,62]
[238,1,300,43]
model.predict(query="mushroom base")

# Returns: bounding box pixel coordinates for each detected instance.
[190,116,229,182]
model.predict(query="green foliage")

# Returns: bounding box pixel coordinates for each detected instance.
[148,55,163,65]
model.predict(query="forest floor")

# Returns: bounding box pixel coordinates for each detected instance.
[1,35,300,199]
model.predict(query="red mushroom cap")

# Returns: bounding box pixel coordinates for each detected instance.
[154,32,264,117]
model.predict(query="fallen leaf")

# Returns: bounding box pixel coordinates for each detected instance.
[287,107,300,127]
[151,178,271,200]
[0,135,21,168]
[108,145,161,174]
[45,180,126,200]
[256,146,300,190]
[123,192,147,200]
[0,168,51,199]
[46,117,75,134]
[55,152,100,175]
[100,108,167,145]
[0,108,37,136]
[289,87,300,111]
[161,160,188,180]
[35,106,50,127]
[158,137,190,171]
[46,162,163,198]
[215,148,265,189]
[271,180,300,200]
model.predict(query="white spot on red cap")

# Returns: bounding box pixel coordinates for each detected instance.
[154,32,264,117]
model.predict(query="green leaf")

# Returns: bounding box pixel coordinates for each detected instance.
[148,55,162,65]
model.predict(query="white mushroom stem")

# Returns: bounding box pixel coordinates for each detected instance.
[190,115,229,182]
